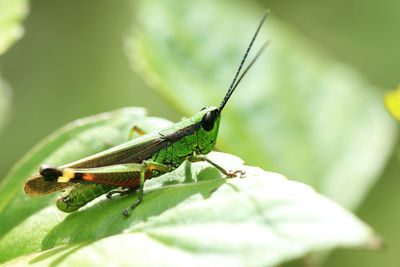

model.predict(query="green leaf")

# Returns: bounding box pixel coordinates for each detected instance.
[0,0,29,55]
[0,108,379,266]
[1,153,379,267]
[126,0,397,211]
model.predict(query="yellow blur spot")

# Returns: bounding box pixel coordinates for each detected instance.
[385,85,400,121]
[57,168,75,183]
[57,177,70,183]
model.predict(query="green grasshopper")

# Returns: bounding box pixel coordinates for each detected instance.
[24,10,270,216]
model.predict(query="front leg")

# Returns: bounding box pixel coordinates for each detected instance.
[187,154,245,178]
[128,125,146,140]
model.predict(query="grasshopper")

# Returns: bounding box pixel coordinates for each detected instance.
[24,10,270,216]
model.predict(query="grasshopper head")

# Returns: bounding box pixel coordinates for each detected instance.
[196,106,221,154]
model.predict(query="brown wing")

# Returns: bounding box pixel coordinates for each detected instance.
[61,136,168,168]
[24,136,168,196]
[24,175,75,196]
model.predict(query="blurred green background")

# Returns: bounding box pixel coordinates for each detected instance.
[0,0,399,266]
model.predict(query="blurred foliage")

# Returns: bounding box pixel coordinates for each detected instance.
[0,0,28,55]
[0,0,29,133]
[128,0,396,211]
[265,0,400,89]
[0,109,378,265]
[0,0,399,266]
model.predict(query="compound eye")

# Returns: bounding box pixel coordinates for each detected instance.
[201,111,216,131]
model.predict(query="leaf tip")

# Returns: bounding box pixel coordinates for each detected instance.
[365,234,385,250]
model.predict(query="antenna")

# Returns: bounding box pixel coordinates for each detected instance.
[218,9,270,112]
[230,40,270,95]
